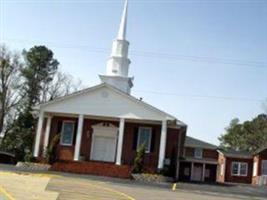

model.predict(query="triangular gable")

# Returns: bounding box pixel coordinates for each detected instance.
[37,83,184,123]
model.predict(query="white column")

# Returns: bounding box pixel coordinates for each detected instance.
[33,111,44,157]
[43,115,52,156]
[158,120,167,169]
[74,114,84,161]
[116,118,125,165]
[202,163,206,182]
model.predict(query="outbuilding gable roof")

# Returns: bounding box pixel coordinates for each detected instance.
[185,136,217,150]
[254,146,267,155]
[217,149,252,159]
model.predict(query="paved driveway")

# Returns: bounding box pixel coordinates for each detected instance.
[176,182,267,199]
[46,173,267,200]
[0,165,266,200]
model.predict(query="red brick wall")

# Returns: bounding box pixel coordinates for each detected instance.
[184,147,194,157]
[47,116,183,174]
[166,128,180,160]
[258,149,267,176]
[203,149,218,159]
[49,116,78,161]
[121,122,161,172]
[48,117,119,161]
[51,161,131,178]
[184,147,218,160]
[224,157,253,184]
[121,123,181,172]
[79,119,119,161]
[252,149,267,185]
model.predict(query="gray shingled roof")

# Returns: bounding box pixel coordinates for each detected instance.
[218,149,252,158]
[185,136,217,149]
[254,146,267,155]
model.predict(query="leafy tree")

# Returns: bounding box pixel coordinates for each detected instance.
[1,46,59,160]
[21,45,59,107]
[219,114,267,153]
[41,71,82,102]
[0,45,22,136]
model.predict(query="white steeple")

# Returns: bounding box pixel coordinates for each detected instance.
[99,0,133,94]
[117,0,128,40]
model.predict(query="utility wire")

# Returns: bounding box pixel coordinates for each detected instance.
[2,38,265,103]
[3,0,262,3]
[3,38,267,69]
[134,89,266,102]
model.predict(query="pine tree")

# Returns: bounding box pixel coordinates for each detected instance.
[2,46,59,161]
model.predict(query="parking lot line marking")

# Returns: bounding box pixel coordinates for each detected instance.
[0,186,16,200]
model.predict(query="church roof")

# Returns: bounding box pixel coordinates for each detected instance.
[34,83,186,126]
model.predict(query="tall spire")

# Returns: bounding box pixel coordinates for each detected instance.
[117,0,128,40]
[99,0,133,94]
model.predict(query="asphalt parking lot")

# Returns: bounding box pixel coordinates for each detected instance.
[0,165,266,200]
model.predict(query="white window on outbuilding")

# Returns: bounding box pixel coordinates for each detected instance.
[232,162,239,175]
[137,127,152,153]
[231,162,248,176]
[60,121,75,146]
[262,160,267,175]
[194,148,203,159]
[240,163,248,176]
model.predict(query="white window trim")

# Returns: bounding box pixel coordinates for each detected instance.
[137,127,152,153]
[240,162,248,176]
[231,162,248,177]
[194,148,203,159]
[60,120,75,146]
[262,160,267,175]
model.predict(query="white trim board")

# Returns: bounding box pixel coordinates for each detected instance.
[34,83,186,123]
[33,83,186,125]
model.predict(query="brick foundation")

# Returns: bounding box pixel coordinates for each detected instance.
[51,161,132,179]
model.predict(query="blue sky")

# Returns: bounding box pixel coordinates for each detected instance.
[1,0,266,145]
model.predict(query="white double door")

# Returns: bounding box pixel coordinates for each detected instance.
[91,124,118,163]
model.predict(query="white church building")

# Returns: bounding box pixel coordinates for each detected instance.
[33,0,187,179]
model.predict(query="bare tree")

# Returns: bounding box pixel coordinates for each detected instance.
[0,45,22,135]
[40,71,82,103]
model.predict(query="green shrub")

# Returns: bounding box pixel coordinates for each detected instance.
[45,134,60,164]
[24,150,35,162]
[132,144,146,173]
